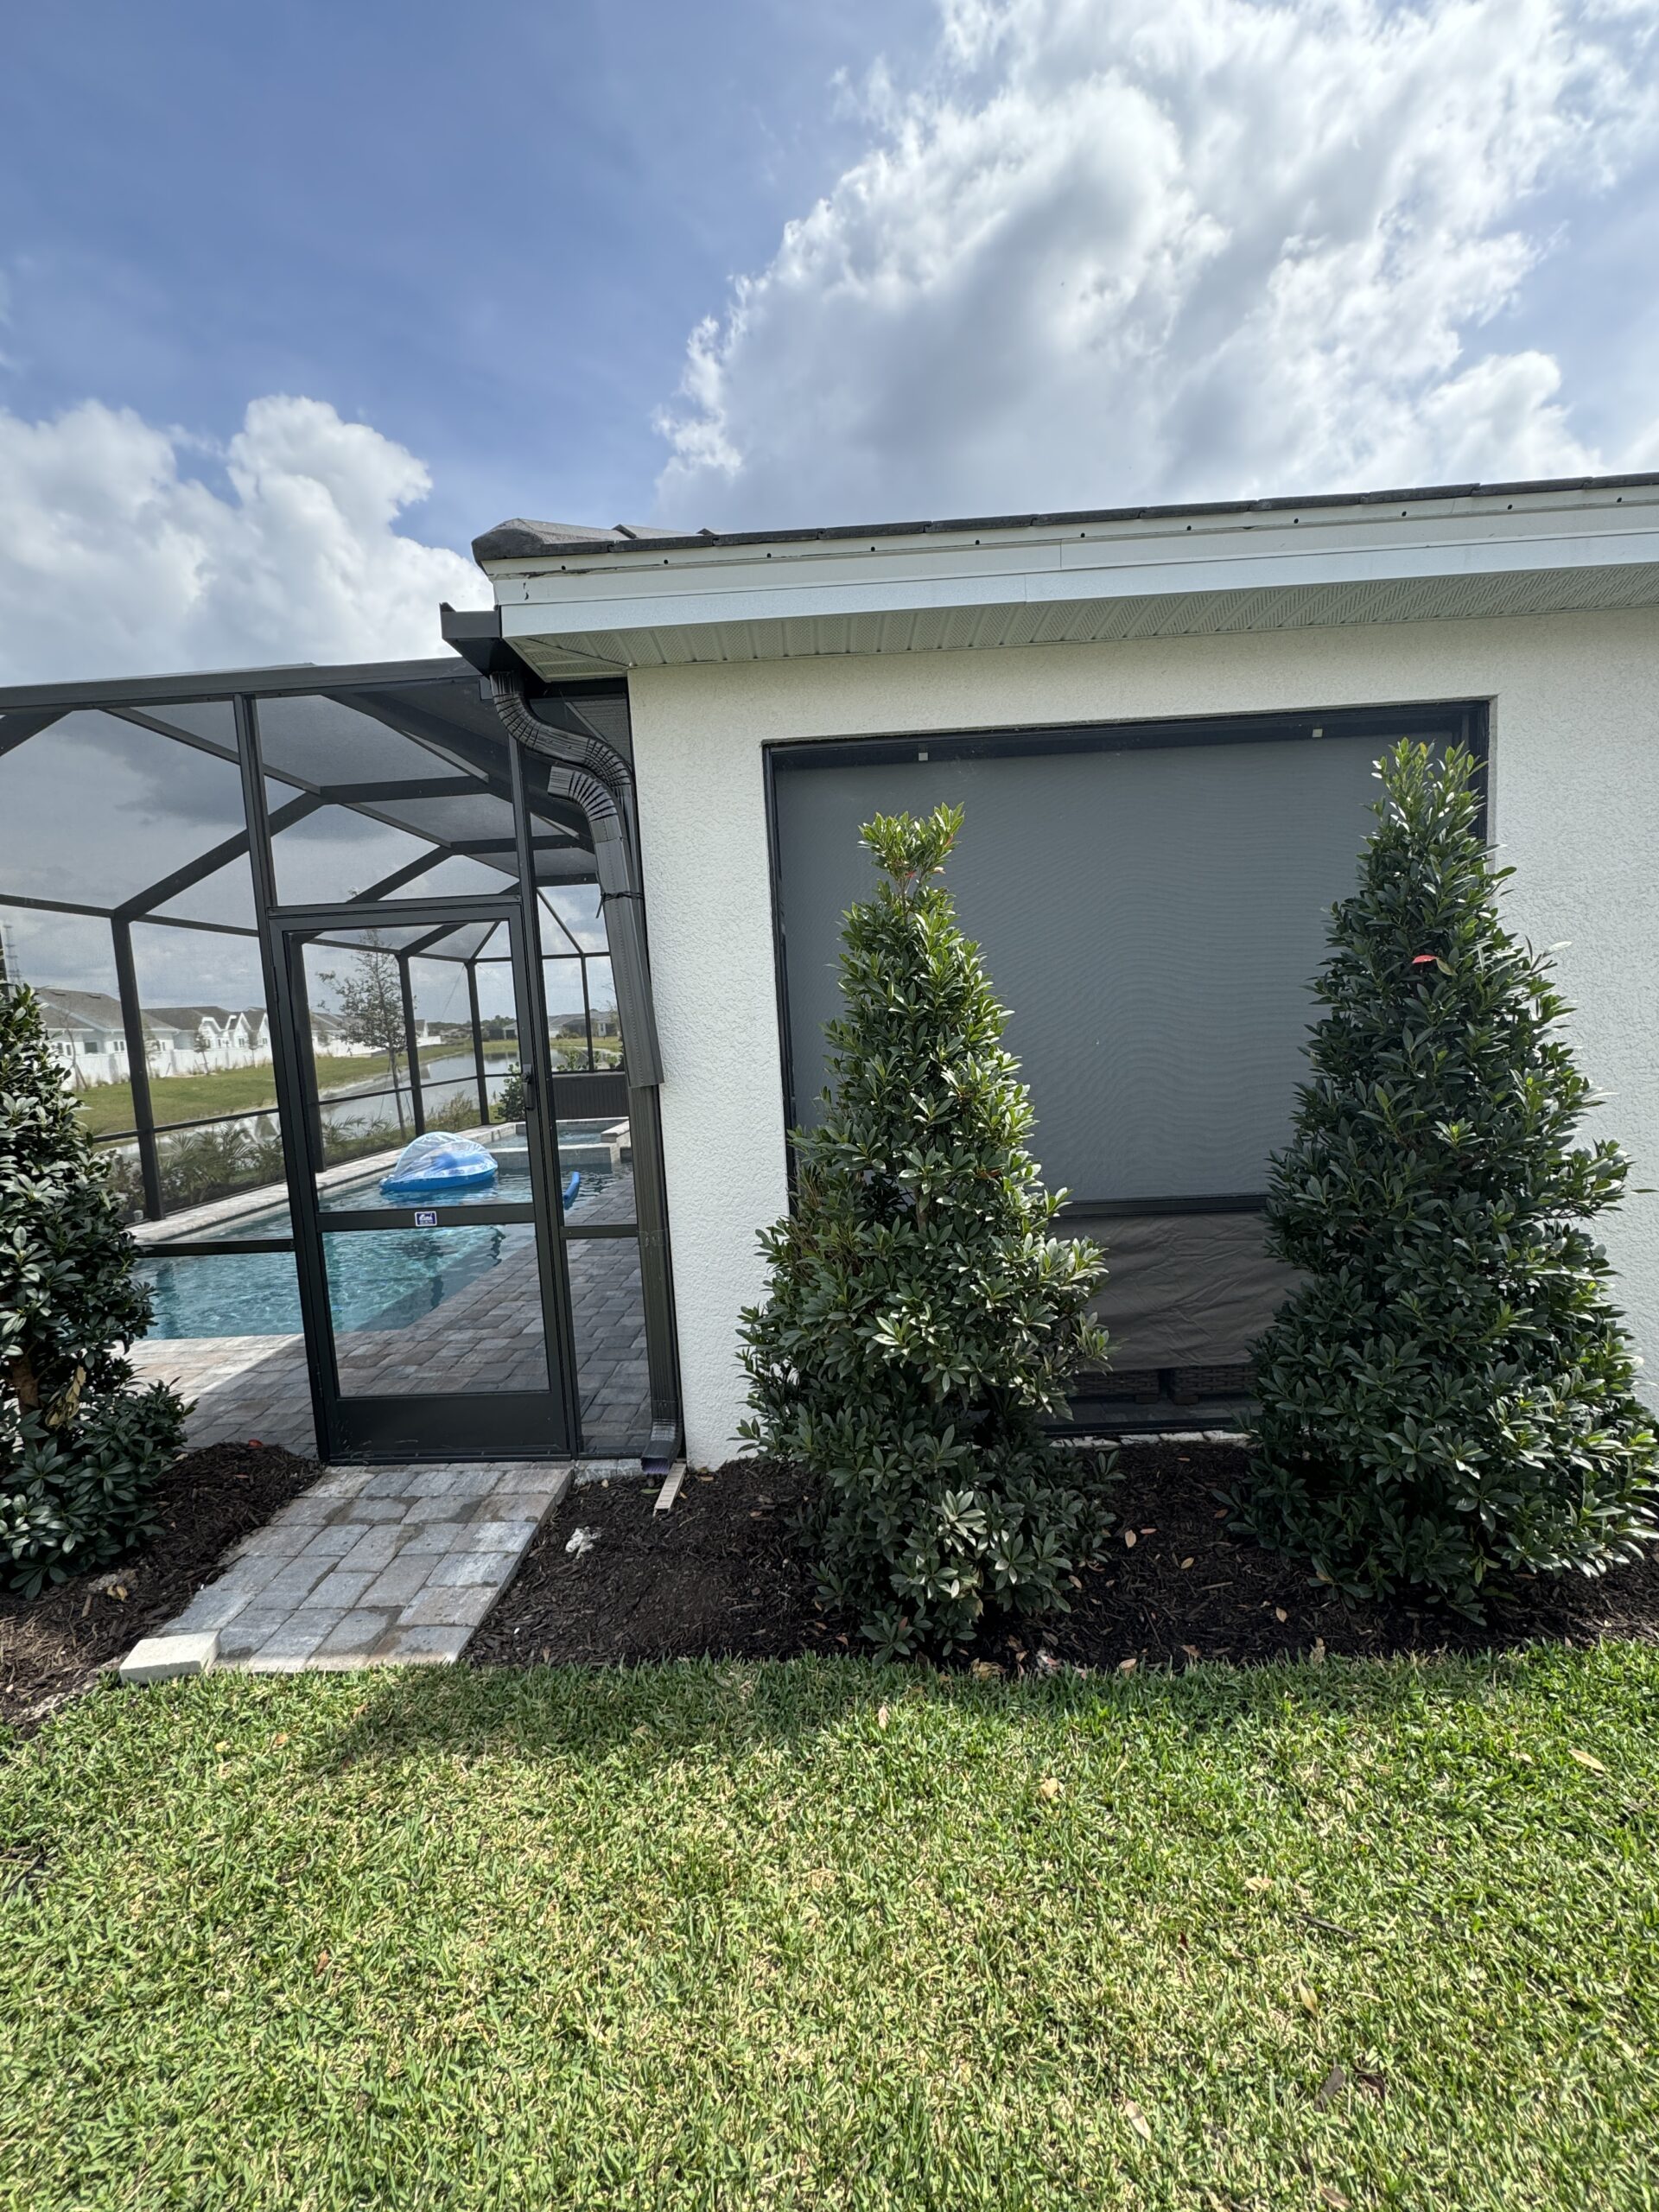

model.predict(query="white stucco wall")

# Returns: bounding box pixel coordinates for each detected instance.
[627,609,1659,1466]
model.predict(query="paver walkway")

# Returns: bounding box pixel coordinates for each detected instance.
[153,1458,580,1671]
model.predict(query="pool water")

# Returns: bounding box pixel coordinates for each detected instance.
[137,1160,611,1340]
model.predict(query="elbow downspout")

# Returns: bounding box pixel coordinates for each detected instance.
[488,671,661,1090]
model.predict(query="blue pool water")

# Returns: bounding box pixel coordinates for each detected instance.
[137,1160,604,1339]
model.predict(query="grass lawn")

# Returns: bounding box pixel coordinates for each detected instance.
[72,1038,584,1139]
[71,1050,502,1139]
[2,1649,1656,2210]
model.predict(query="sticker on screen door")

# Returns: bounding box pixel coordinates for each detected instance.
[413,1210,438,1229]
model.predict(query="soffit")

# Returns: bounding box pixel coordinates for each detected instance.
[501,559,1659,677]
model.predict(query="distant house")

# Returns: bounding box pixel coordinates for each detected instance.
[553,1010,620,1040]
[307,1007,435,1059]
[143,1005,265,1075]
[33,991,282,1086]
[33,988,132,1087]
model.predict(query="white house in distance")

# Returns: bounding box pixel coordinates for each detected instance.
[31,992,413,1087]
[32,992,132,1085]
[33,992,270,1087]
[459,469,1659,1465]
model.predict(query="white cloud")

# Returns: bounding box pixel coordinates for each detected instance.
[0,393,490,685]
[655,0,1659,527]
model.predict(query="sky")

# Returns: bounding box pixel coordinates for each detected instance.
[0,0,1656,688]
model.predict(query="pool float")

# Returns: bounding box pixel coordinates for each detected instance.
[563,1169,581,1207]
[380,1132,499,1198]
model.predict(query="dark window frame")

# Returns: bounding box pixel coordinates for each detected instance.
[763,696,1491,1211]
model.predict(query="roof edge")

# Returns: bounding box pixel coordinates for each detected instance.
[472,471,1659,568]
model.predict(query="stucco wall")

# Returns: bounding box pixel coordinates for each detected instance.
[627,609,1659,1466]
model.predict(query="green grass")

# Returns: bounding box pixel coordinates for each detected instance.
[72,1048,518,1139]
[74,1053,393,1138]
[73,1038,591,1139]
[3,1649,1656,2209]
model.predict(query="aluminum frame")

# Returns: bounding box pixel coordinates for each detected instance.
[0,658,682,1463]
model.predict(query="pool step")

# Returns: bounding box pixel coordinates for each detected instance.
[490,1139,627,1174]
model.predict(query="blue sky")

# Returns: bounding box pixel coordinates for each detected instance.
[1,0,1656,682]
[0,0,936,550]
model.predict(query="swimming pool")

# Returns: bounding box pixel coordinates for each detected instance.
[137,1157,612,1340]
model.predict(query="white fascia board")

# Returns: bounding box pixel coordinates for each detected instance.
[487,486,1659,646]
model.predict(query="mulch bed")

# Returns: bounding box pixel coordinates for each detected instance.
[0,1442,320,1731]
[8,1440,1654,1718]
[474,1441,1659,1673]
[470,1459,818,1668]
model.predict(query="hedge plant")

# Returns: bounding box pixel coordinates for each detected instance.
[739,804,1112,1656]
[1245,740,1658,1613]
[1,983,188,1593]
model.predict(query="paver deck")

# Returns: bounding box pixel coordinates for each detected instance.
[129,1214,650,1456]
[154,1459,578,1670]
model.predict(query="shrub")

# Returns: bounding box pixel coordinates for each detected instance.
[102,1119,286,1217]
[494,1065,526,1122]
[429,1093,487,1134]
[319,1115,401,1169]
[739,805,1112,1657]
[1,985,189,1593]
[97,1145,146,1224]
[1244,740,1659,1613]
[156,1120,284,1210]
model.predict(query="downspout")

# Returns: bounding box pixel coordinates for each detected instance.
[487,671,660,1090]
[486,667,681,1468]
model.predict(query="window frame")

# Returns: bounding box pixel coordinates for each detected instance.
[763,696,1491,1216]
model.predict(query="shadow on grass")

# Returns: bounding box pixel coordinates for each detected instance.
[305,1643,1571,1783]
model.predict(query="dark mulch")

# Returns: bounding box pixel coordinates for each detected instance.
[475,1441,1659,1673]
[0,1442,320,1729]
[470,1459,818,1668]
[1039,1440,1659,1672]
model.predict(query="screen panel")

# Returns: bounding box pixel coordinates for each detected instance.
[0,710,248,907]
[774,717,1470,1204]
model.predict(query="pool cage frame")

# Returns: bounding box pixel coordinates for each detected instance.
[0,657,681,1465]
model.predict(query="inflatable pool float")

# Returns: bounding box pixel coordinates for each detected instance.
[380,1133,499,1198]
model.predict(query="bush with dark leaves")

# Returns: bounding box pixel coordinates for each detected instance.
[1246,740,1658,1614]
[740,805,1112,1656]
[1,984,188,1593]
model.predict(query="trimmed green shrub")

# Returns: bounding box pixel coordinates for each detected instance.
[739,805,1112,1657]
[494,1064,527,1122]
[1245,740,1658,1613]
[1,984,188,1594]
